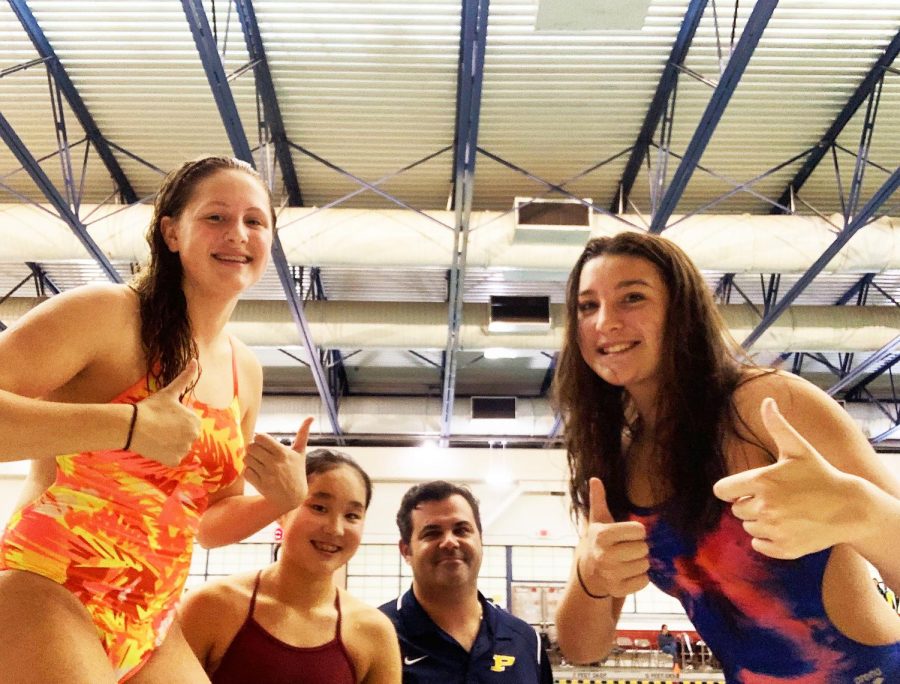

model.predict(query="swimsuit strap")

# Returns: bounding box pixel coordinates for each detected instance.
[229,337,239,397]
[248,570,262,618]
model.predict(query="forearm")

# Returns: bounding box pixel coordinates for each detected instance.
[0,391,132,461]
[196,494,282,548]
[851,477,900,592]
[555,565,623,663]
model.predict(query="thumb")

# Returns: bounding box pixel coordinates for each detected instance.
[588,477,614,524]
[158,359,199,400]
[290,416,314,453]
[760,397,817,462]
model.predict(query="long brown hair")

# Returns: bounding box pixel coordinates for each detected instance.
[130,156,274,386]
[554,232,746,536]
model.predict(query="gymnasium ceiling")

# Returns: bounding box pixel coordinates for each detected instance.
[0,0,899,446]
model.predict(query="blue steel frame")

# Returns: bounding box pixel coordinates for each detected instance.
[614,0,708,212]
[773,30,900,213]
[743,167,900,349]
[181,0,343,441]
[827,334,900,397]
[233,0,303,206]
[8,0,137,204]
[0,112,121,283]
[649,0,777,234]
[440,0,490,443]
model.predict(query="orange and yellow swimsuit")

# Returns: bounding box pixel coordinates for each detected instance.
[0,353,244,682]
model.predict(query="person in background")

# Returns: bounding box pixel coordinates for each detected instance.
[379,480,553,683]
[657,623,676,658]
[553,232,900,682]
[0,156,308,683]
[179,448,401,683]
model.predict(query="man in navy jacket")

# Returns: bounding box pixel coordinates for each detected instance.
[379,480,553,683]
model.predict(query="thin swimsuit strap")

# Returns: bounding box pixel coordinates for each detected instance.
[249,570,343,640]
[228,336,239,397]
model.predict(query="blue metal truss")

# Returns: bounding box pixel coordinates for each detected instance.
[827,334,900,398]
[440,0,490,443]
[8,0,137,204]
[233,0,303,206]
[774,29,900,213]
[181,0,342,441]
[614,0,708,212]
[0,112,121,283]
[743,167,900,349]
[649,0,777,233]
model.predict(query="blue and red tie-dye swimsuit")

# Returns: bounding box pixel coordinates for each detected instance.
[629,503,899,683]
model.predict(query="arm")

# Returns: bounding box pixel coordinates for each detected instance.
[0,285,200,464]
[196,350,311,548]
[177,586,220,671]
[555,478,646,664]
[714,374,900,591]
[360,610,402,684]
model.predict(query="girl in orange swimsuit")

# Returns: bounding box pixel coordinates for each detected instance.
[0,157,310,683]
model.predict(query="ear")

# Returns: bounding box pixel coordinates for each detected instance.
[398,539,411,563]
[160,216,180,253]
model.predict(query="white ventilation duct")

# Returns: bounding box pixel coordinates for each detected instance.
[1,203,899,273]
[1,298,898,352]
[256,394,897,440]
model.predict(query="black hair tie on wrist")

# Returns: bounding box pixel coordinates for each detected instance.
[123,403,138,452]
[576,559,610,600]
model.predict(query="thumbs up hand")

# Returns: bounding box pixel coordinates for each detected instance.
[244,417,313,516]
[130,359,203,466]
[713,397,856,559]
[575,477,650,599]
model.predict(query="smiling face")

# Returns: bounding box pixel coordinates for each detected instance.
[400,494,483,594]
[279,465,368,576]
[161,168,273,297]
[576,253,669,402]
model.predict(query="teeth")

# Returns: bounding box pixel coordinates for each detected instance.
[312,541,340,553]
[602,342,635,354]
[214,255,250,263]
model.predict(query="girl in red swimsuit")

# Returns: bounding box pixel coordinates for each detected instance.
[0,157,310,683]
[179,449,402,684]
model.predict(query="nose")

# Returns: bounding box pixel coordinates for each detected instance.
[324,514,344,536]
[438,532,460,550]
[594,303,621,333]
[224,216,249,244]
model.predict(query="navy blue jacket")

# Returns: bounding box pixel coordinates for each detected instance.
[379,588,553,684]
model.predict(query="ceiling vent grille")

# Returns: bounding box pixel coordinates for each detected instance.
[514,197,592,244]
[471,396,517,420]
[488,295,551,333]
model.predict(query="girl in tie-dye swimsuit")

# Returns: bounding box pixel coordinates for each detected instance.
[0,157,308,683]
[1,351,244,680]
[553,233,900,682]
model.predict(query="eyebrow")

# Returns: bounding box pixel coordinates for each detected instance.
[578,278,653,297]
[309,491,365,510]
[199,200,267,212]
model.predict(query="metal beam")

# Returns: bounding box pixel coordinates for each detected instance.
[181,0,254,164]
[182,0,341,439]
[440,0,490,443]
[774,30,900,213]
[614,0,708,211]
[8,0,137,204]
[743,166,900,349]
[0,112,121,283]
[270,237,343,443]
[233,0,303,206]
[827,334,900,397]
[649,0,777,233]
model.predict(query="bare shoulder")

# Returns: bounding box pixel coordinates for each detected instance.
[179,572,256,620]
[733,368,893,484]
[340,590,397,640]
